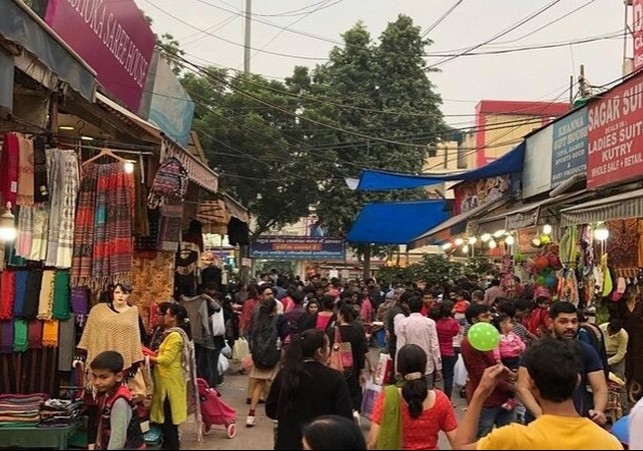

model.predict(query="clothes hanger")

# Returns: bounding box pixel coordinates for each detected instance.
[82,147,128,166]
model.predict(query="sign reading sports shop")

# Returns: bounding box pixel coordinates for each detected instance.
[587,73,643,189]
[44,0,156,112]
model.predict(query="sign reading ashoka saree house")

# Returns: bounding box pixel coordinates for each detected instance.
[45,0,156,111]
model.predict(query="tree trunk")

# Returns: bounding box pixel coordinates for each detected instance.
[363,244,371,280]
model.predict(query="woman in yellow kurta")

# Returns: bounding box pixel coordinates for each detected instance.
[150,303,200,449]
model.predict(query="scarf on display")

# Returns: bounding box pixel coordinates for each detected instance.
[0,320,13,353]
[46,149,79,270]
[52,271,71,321]
[30,204,49,262]
[16,136,34,206]
[70,287,89,316]
[12,270,28,318]
[28,320,43,349]
[13,319,28,352]
[157,199,184,252]
[42,320,59,347]
[133,160,149,237]
[33,137,49,203]
[0,132,20,205]
[23,270,43,321]
[16,206,33,259]
[58,318,75,371]
[0,271,15,321]
[37,270,55,321]
[71,162,97,287]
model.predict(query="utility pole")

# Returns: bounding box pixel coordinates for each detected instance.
[578,64,591,99]
[243,0,252,74]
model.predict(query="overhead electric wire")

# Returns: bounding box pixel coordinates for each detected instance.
[212,0,340,18]
[428,0,563,68]
[421,0,466,38]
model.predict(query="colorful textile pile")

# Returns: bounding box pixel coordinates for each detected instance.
[40,398,82,427]
[0,393,46,427]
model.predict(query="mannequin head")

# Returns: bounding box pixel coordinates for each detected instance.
[112,283,133,308]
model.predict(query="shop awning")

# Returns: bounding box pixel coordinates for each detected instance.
[408,197,510,249]
[560,188,643,226]
[0,0,96,102]
[194,191,250,234]
[96,92,220,194]
[354,142,525,191]
[347,200,449,245]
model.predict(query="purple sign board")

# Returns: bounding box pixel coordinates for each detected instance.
[44,0,156,112]
[250,236,345,260]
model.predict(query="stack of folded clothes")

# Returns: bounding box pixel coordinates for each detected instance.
[40,399,83,428]
[0,393,46,427]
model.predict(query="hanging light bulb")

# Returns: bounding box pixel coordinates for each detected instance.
[468,236,477,245]
[505,235,515,245]
[454,238,464,246]
[593,223,609,241]
[0,202,16,241]
[489,239,497,249]
[462,244,469,254]
[480,233,491,242]
[442,242,452,250]
[124,161,135,174]
[493,229,506,238]
[543,224,553,235]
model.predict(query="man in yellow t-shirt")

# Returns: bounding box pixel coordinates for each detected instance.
[453,339,623,450]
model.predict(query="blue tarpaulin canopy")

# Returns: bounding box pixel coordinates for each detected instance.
[355,142,526,191]
[347,199,449,245]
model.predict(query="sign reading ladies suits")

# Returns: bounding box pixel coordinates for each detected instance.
[587,72,643,189]
[44,0,156,112]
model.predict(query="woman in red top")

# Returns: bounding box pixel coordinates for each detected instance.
[432,301,462,400]
[367,344,458,450]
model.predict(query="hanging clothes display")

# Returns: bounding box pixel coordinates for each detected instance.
[16,135,34,206]
[174,246,199,297]
[71,159,135,288]
[0,132,20,205]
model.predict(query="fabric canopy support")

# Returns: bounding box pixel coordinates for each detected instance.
[355,142,525,191]
[346,199,449,245]
[560,188,643,226]
[408,197,509,250]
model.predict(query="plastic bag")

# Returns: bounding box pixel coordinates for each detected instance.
[218,352,229,374]
[454,354,468,388]
[221,343,232,359]
[361,377,383,420]
[232,337,250,364]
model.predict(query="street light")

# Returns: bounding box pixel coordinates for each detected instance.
[0,202,16,241]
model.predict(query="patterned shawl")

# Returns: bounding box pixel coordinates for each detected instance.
[71,162,97,287]
[30,204,49,262]
[16,136,34,206]
[16,206,33,259]
[165,326,202,441]
[0,132,19,205]
[33,137,49,203]
[46,149,79,269]
[36,270,55,321]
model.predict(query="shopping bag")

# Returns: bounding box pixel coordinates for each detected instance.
[374,353,393,385]
[218,352,230,374]
[454,354,468,388]
[361,378,383,420]
[232,337,250,364]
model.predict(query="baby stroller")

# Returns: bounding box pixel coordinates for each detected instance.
[197,378,237,439]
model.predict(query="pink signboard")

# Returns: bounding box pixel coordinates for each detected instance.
[45,0,156,111]
[635,0,643,71]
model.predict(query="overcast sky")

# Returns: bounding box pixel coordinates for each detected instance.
[142,0,626,128]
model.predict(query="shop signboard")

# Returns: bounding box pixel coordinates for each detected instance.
[453,175,513,215]
[587,72,643,189]
[635,0,643,71]
[522,124,553,198]
[250,236,345,260]
[551,108,588,187]
[505,207,540,231]
[517,227,539,254]
[44,0,156,112]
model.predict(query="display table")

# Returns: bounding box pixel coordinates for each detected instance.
[0,422,78,449]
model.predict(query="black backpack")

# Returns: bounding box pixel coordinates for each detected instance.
[251,316,282,370]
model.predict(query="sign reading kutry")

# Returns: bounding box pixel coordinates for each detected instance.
[551,108,588,187]
[250,236,345,260]
[44,0,156,112]
[587,72,643,189]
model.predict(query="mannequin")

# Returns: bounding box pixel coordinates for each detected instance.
[77,283,145,450]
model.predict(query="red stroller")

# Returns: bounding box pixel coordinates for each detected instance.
[197,378,237,439]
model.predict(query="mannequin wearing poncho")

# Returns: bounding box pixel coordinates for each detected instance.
[78,303,144,372]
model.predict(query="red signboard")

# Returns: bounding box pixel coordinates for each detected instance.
[587,72,643,189]
[635,0,643,71]
[45,0,156,112]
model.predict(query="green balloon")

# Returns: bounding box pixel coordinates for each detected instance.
[467,322,500,352]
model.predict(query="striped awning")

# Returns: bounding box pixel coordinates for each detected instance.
[560,188,643,226]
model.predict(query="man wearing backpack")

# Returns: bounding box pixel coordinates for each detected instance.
[246,294,290,428]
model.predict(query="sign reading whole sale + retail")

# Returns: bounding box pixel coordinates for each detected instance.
[45,0,156,112]
[587,73,643,189]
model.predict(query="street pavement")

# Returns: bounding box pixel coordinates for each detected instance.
[181,351,467,450]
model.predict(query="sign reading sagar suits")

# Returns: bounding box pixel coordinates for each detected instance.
[250,236,345,260]
[587,74,643,189]
[45,0,156,112]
